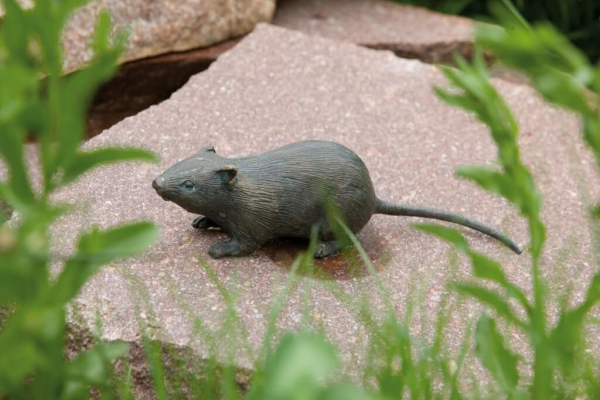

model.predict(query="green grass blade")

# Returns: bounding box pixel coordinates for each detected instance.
[474,314,520,395]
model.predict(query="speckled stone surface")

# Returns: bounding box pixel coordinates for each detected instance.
[42,25,599,376]
[87,38,241,138]
[66,0,275,73]
[0,0,275,73]
[273,0,475,63]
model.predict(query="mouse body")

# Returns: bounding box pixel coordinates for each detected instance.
[153,140,521,259]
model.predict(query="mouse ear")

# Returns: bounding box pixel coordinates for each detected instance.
[199,145,216,154]
[216,165,237,185]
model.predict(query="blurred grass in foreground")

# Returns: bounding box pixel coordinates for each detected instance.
[0,0,158,398]
[2,0,600,399]
[131,3,600,398]
[392,0,600,63]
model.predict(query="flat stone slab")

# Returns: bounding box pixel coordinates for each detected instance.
[1,0,274,74]
[273,0,475,63]
[49,24,598,375]
[87,38,240,138]
[86,0,474,139]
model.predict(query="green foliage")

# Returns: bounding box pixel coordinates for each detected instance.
[477,10,600,170]
[131,223,463,400]
[473,314,521,397]
[392,0,600,62]
[331,220,461,399]
[3,0,600,399]
[0,0,158,398]
[412,5,600,397]
[124,6,600,399]
[64,341,130,399]
[434,48,546,262]
[258,333,339,400]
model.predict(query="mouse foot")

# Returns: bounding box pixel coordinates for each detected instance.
[208,239,257,258]
[314,240,340,258]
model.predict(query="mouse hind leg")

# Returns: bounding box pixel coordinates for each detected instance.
[313,210,369,258]
[314,240,340,258]
[313,219,343,258]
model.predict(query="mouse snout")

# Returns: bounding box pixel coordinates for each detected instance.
[152,176,169,200]
[152,175,165,191]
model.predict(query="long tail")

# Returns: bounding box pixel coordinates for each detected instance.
[376,198,522,254]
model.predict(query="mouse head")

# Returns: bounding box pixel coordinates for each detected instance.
[152,145,237,214]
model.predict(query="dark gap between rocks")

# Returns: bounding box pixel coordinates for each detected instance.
[83,35,474,141]
[84,38,241,139]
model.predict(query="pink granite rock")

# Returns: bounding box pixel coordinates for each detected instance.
[273,0,475,63]
[67,0,274,74]
[0,0,275,74]
[44,25,598,381]
[86,0,477,139]
[87,38,240,138]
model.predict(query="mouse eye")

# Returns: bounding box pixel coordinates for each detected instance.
[182,180,194,189]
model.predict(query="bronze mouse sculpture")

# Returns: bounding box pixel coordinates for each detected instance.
[152,140,521,259]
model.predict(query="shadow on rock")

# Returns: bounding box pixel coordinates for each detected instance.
[262,225,391,280]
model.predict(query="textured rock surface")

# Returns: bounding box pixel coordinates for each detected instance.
[86,0,476,138]
[63,0,275,73]
[273,0,475,63]
[87,38,240,138]
[46,25,598,378]
[0,1,270,137]
[0,0,275,73]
